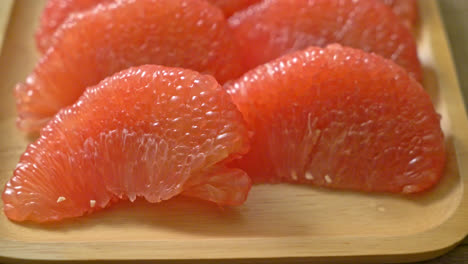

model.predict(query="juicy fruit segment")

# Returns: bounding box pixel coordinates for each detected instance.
[35,0,114,53]
[382,0,419,29]
[35,0,260,53]
[207,0,261,17]
[226,45,445,194]
[17,0,244,133]
[229,0,422,81]
[3,65,251,222]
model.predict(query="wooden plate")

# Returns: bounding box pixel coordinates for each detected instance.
[0,0,13,53]
[0,0,467,263]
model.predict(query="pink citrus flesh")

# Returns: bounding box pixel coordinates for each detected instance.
[382,0,419,29]
[36,0,260,53]
[207,0,261,17]
[229,0,422,81]
[4,65,251,222]
[35,0,114,53]
[17,0,244,133]
[226,45,445,194]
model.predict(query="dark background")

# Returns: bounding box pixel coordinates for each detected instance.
[410,0,468,263]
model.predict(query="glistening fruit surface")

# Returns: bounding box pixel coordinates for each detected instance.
[4,65,251,222]
[226,45,445,193]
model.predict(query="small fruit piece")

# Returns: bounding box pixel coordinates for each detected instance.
[226,45,445,194]
[4,65,250,222]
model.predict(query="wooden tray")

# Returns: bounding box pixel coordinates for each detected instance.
[0,0,467,263]
[0,0,13,53]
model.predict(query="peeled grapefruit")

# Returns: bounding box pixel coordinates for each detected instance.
[35,0,114,53]
[35,0,261,53]
[207,0,261,17]
[226,45,445,194]
[382,0,419,30]
[4,65,251,222]
[17,0,244,133]
[228,0,422,81]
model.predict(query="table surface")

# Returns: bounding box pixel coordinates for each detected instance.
[0,0,467,263]
[415,0,468,263]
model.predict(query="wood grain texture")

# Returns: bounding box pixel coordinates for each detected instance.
[416,0,468,263]
[0,0,467,263]
[0,0,13,53]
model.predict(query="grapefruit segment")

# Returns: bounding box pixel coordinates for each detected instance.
[228,0,422,81]
[226,45,445,194]
[35,0,114,53]
[17,0,244,133]
[4,65,250,222]
[36,0,259,53]
[382,0,419,29]
[207,0,261,17]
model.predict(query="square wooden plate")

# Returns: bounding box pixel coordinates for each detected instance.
[0,0,467,263]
